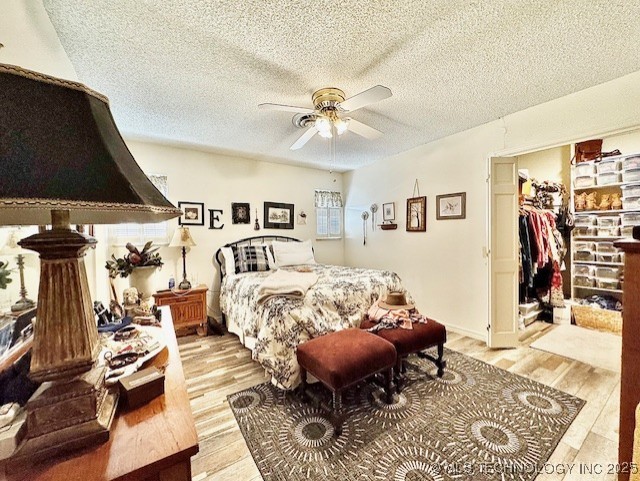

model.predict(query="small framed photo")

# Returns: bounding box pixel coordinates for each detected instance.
[178,201,205,226]
[264,202,294,229]
[231,202,250,224]
[382,202,395,221]
[436,192,466,220]
[406,196,426,232]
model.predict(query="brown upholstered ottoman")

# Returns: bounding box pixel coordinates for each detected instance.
[296,328,397,435]
[361,318,447,390]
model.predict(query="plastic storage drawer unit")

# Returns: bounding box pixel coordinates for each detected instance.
[575,215,598,226]
[597,226,620,237]
[596,278,620,290]
[596,242,618,254]
[622,225,635,237]
[574,250,595,262]
[574,226,598,237]
[575,162,596,177]
[574,241,596,252]
[597,216,621,227]
[574,275,595,287]
[598,172,622,185]
[596,160,619,174]
[597,253,619,263]
[574,265,594,276]
[623,168,640,183]
[575,175,596,188]
[622,155,640,171]
[621,184,640,198]
[622,212,640,225]
[596,266,622,279]
[622,196,640,210]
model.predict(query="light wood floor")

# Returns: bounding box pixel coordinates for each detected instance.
[178,322,620,481]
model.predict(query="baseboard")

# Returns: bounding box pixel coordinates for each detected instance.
[441,322,486,342]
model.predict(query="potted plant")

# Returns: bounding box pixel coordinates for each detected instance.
[0,261,12,290]
[106,242,163,299]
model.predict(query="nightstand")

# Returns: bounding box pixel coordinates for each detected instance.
[153,285,208,336]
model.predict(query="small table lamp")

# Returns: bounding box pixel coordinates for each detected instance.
[0,229,36,312]
[0,64,181,465]
[169,226,196,289]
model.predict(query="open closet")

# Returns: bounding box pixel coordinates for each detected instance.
[512,130,640,336]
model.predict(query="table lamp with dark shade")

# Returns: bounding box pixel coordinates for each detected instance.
[0,64,181,466]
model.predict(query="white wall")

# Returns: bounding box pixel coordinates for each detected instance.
[0,0,81,310]
[106,140,344,318]
[344,70,640,340]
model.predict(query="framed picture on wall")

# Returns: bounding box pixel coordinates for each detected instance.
[436,192,466,220]
[383,202,395,221]
[264,202,294,229]
[406,196,426,232]
[178,201,205,226]
[231,202,251,224]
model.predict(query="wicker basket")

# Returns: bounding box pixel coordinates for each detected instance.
[572,305,622,334]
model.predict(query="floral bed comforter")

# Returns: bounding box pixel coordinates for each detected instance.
[220,264,405,389]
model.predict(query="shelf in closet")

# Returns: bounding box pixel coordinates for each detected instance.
[574,285,623,294]
[573,236,623,240]
[577,209,640,215]
[574,182,625,191]
[573,260,625,267]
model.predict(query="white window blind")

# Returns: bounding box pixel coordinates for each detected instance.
[108,174,169,246]
[315,190,343,239]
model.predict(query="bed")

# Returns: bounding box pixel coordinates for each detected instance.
[215,236,407,390]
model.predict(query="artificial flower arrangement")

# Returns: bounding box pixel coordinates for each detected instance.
[106,242,163,279]
[0,261,12,289]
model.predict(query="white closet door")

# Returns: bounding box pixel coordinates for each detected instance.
[488,156,519,348]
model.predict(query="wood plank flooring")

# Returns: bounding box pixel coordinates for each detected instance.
[178,322,620,481]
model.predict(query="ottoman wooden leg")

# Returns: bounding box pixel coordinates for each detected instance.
[299,367,309,400]
[384,368,394,404]
[332,391,343,437]
[394,357,403,394]
[436,342,446,378]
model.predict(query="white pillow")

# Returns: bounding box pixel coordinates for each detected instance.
[272,240,316,267]
[220,247,235,276]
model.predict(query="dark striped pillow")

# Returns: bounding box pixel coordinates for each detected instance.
[231,245,271,274]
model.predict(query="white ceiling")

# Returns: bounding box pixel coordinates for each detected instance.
[43,0,640,171]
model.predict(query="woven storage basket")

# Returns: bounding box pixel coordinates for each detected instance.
[572,305,622,334]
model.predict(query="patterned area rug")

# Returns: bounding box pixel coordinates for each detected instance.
[228,348,585,481]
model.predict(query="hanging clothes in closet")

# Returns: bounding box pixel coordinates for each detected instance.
[519,206,565,308]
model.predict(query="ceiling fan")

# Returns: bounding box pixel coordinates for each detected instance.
[259,85,392,150]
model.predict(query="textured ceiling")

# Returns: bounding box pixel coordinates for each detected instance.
[43,0,640,171]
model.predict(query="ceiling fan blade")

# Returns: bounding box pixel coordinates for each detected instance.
[338,85,392,112]
[259,103,314,114]
[347,119,383,139]
[290,127,318,150]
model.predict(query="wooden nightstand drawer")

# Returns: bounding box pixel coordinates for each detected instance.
[153,286,208,335]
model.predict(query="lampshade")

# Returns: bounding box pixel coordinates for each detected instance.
[0,64,181,464]
[0,64,181,225]
[169,226,197,248]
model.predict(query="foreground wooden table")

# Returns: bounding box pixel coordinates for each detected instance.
[1,307,199,481]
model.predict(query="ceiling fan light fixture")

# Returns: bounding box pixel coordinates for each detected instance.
[318,129,333,139]
[315,117,332,135]
[334,118,349,135]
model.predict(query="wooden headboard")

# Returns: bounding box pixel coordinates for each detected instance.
[214,235,300,282]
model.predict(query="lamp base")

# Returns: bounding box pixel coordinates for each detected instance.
[8,365,118,471]
[178,278,192,290]
[10,297,35,313]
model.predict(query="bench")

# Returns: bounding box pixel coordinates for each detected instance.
[296,328,396,435]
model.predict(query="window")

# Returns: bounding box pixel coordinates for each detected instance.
[108,174,169,245]
[315,190,343,239]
